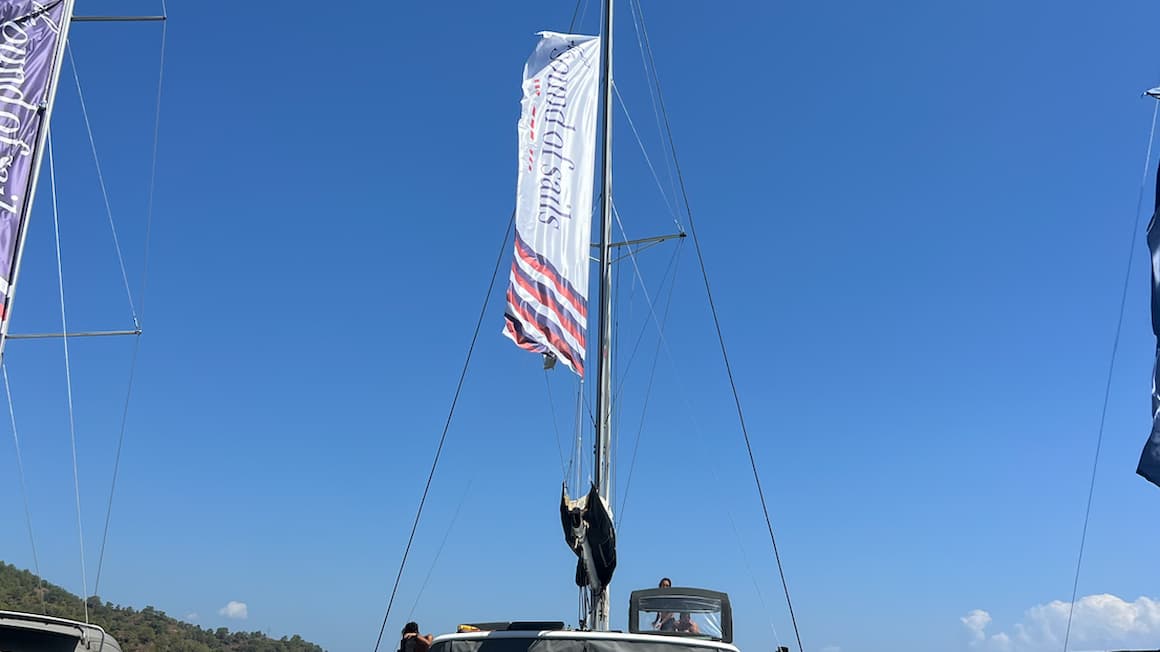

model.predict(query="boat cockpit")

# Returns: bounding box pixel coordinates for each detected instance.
[431,587,737,652]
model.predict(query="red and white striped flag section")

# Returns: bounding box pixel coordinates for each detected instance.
[503,32,600,377]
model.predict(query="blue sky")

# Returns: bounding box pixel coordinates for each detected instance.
[3,1,1160,651]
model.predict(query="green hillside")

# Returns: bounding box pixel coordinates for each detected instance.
[0,562,324,651]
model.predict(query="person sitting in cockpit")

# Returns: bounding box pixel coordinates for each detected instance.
[676,613,700,634]
[655,612,677,631]
[652,578,673,630]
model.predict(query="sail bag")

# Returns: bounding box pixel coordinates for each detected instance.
[561,483,617,594]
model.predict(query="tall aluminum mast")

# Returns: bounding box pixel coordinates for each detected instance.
[591,0,615,632]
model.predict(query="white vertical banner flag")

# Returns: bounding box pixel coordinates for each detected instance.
[503,32,601,377]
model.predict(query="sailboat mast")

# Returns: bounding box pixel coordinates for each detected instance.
[592,0,615,632]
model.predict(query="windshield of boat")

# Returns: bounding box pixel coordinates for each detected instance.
[635,594,724,640]
[0,625,82,652]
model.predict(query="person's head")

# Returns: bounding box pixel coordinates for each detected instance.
[659,577,672,588]
[679,613,691,623]
[403,622,420,636]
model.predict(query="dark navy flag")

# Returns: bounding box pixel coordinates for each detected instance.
[1138,163,1160,487]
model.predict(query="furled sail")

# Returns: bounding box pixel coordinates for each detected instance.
[560,484,616,595]
[1139,162,1160,487]
[0,0,72,352]
[503,32,601,377]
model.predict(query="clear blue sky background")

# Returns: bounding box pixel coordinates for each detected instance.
[3,1,1160,651]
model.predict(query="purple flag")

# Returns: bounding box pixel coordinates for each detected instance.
[0,0,70,329]
[1139,162,1160,488]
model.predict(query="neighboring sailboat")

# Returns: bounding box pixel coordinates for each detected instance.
[430,1,744,651]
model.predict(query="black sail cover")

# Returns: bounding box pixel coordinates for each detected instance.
[560,484,617,593]
[1140,163,1160,488]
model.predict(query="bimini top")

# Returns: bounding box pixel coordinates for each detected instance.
[0,610,123,652]
[628,587,732,644]
[431,629,740,652]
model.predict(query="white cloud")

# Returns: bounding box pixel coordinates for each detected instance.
[962,594,1160,652]
[218,601,248,620]
[962,609,992,641]
[185,612,199,622]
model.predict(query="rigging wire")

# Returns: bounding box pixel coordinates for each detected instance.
[627,0,679,220]
[612,231,681,402]
[617,241,683,522]
[3,363,47,616]
[407,478,475,620]
[94,8,168,598]
[567,0,588,34]
[1062,99,1160,652]
[614,228,782,642]
[613,241,621,505]
[93,341,139,599]
[603,201,682,522]
[610,205,782,651]
[632,3,805,649]
[138,0,168,324]
[612,82,681,227]
[65,45,138,327]
[610,240,670,264]
[372,210,515,652]
[545,370,572,479]
[573,377,585,492]
[710,463,786,652]
[605,197,684,521]
[605,208,679,402]
[49,136,90,623]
